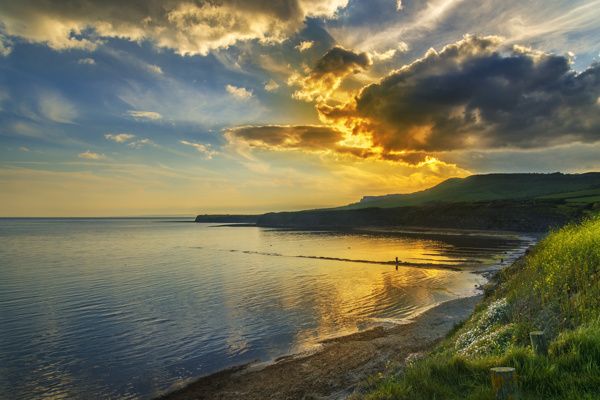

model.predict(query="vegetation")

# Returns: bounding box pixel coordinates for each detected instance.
[340,172,600,210]
[256,200,587,231]
[362,215,600,399]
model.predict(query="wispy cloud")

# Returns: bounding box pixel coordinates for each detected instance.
[78,58,95,65]
[0,32,13,56]
[38,91,77,124]
[127,139,154,149]
[146,64,163,75]
[77,150,106,160]
[264,79,280,92]
[180,140,217,159]
[126,110,163,120]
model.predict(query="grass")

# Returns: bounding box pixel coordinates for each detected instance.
[339,173,600,210]
[362,214,600,399]
[540,187,600,205]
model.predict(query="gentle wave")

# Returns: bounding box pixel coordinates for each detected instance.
[0,219,536,399]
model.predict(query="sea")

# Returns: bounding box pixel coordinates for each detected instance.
[0,218,538,399]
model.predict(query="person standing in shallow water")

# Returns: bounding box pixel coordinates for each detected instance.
[395,257,399,270]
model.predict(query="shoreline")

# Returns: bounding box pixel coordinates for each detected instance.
[156,294,484,400]
[155,235,536,400]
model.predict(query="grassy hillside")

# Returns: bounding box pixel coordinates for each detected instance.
[257,199,579,232]
[362,215,600,399]
[340,172,600,210]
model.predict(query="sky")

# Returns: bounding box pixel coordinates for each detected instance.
[1,0,600,217]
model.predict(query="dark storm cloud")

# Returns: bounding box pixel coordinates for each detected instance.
[312,46,372,76]
[319,35,600,153]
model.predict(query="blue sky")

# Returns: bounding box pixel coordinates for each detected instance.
[1,0,600,216]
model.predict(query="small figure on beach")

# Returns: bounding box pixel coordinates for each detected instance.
[395,257,399,270]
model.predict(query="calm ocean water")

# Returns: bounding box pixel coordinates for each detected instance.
[0,218,536,399]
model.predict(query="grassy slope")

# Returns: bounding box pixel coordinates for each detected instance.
[340,173,600,210]
[363,214,600,399]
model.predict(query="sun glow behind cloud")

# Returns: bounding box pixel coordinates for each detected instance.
[1,0,600,216]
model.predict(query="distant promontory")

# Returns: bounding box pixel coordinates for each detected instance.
[196,172,600,232]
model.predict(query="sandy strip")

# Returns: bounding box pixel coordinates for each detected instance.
[156,295,482,400]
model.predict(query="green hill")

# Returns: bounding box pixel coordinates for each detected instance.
[340,172,600,210]
[197,172,600,231]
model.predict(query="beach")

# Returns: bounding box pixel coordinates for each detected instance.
[157,294,483,400]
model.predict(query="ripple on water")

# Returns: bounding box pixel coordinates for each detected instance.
[0,219,534,399]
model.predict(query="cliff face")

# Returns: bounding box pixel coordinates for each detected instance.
[256,201,576,232]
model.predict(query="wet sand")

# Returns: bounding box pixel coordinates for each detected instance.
[157,294,482,400]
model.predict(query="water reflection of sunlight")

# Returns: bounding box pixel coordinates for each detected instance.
[290,260,465,352]
[260,229,463,265]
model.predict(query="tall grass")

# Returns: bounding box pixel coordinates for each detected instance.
[363,215,600,400]
[514,216,600,325]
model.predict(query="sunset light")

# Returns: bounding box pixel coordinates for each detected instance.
[1,1,599,217]
[2,3,600,398]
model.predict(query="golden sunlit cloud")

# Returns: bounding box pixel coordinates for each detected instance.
[0,0,349,55]
[295,40,314,52]
[289,46,372,103]
[318,35,600,154]
[225,124,466,175]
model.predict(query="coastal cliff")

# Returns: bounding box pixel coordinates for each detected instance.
[256,200,579,232]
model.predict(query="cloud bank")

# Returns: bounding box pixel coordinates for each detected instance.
[229,35,600,169]
[0,0,349,55]
[318,35,600,155]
